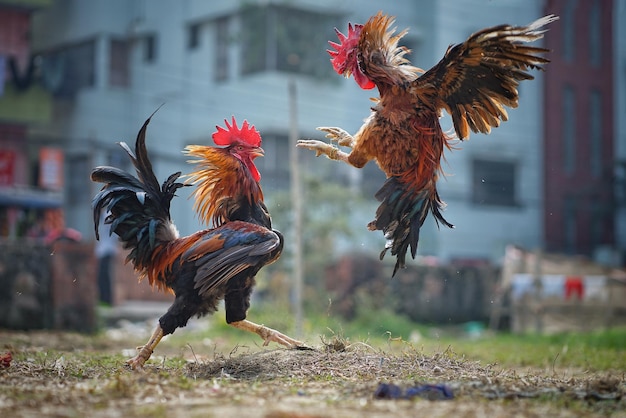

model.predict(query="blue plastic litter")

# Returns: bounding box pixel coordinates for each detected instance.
[374,383,454,400]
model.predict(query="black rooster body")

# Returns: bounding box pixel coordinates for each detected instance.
[92,114,305,369]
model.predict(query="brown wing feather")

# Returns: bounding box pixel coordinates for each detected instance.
[413,15,558,140]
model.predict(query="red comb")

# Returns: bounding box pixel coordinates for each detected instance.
[212,116,261,147]
[327,23,363,73]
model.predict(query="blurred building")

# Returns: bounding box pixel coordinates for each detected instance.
[3,0,619,265]
[0,0,59,239]
[613,0,626,261]
[543,0,620,263]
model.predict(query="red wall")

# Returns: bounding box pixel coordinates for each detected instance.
[543,0,614,254]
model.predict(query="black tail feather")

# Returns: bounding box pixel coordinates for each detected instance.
[368,177,453,277]
[91,112,187,271]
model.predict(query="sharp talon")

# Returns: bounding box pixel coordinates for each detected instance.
[126,358,145,370]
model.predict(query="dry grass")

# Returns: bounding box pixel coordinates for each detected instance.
[1,330,625,418]
[188,337,624,401]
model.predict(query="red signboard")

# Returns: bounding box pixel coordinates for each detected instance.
[0,150,15,186]
[39,147,64,190]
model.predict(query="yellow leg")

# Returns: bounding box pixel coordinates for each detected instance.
[229,319,308,349]
[126,325,164,370]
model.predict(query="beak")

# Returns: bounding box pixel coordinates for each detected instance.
[250,146,264,158]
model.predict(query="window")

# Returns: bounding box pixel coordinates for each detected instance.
[67,154,90,205]
[562,0,577,62]
[616,162,626,207]
[589,0,601,67]
[590,200,604,248]
[240,4,340,78]
[188,23,201,50]
[41,40,96,97]
[143,34,157,63]
[472,159,517,207]
[240,7,269,74]
[254,133,290,192]
[107,147,130,171]
[562,85,576,174]
[214,17,230,81]
[589,89,602,177]
[109,39,130,87]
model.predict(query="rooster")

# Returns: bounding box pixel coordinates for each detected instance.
[298,12,557,276]
[92,113,306,369]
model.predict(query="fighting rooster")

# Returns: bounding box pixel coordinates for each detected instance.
[298,12,557,275]
[92,114,306,369]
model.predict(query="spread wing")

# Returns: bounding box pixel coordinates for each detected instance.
[181,221,282,296]
[412,15,557,140]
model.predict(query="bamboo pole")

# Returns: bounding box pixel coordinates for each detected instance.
[288,78,303,337]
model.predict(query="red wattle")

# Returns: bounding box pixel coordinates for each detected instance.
[353,65,375,90]
[249,163,261,182]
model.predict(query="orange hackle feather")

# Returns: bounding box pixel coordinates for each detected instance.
[360,12,419,74]
[185,116,264,228]
[185,145,263,228]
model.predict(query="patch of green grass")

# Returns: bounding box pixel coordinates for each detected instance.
[327,307,426,342]
[416,329,626,371]
[294,305,626,371]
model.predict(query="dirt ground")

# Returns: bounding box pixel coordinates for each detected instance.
[1,330,625,418]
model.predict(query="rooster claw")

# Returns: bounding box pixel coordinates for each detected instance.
[125,356,147,371]
[296,139,338,158]
[124,342,156,370]
[262,328,307,349]
[316,127,355,148]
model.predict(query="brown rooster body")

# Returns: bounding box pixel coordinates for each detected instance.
[298,12,557,275]
[92,114,305,369]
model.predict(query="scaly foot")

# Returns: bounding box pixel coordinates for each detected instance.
[296,139,340,159]
[316,126,355,148]
[229,319,312,350]
[125,325,165,370]
[256,324,308,348]
[126,345,153,370]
